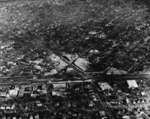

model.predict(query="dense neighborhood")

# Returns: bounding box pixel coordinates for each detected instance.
[0,0,150,119]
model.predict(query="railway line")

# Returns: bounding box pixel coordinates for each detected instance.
[0,52,149,118]
[0,73,147,118]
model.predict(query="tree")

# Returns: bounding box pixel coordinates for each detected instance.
[0,0,149,76]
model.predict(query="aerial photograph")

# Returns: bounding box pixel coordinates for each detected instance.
[0,0,150,118]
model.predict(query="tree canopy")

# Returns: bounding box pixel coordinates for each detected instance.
[0,0,150,76]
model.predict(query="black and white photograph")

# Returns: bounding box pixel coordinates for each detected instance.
[0,0,150,118]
